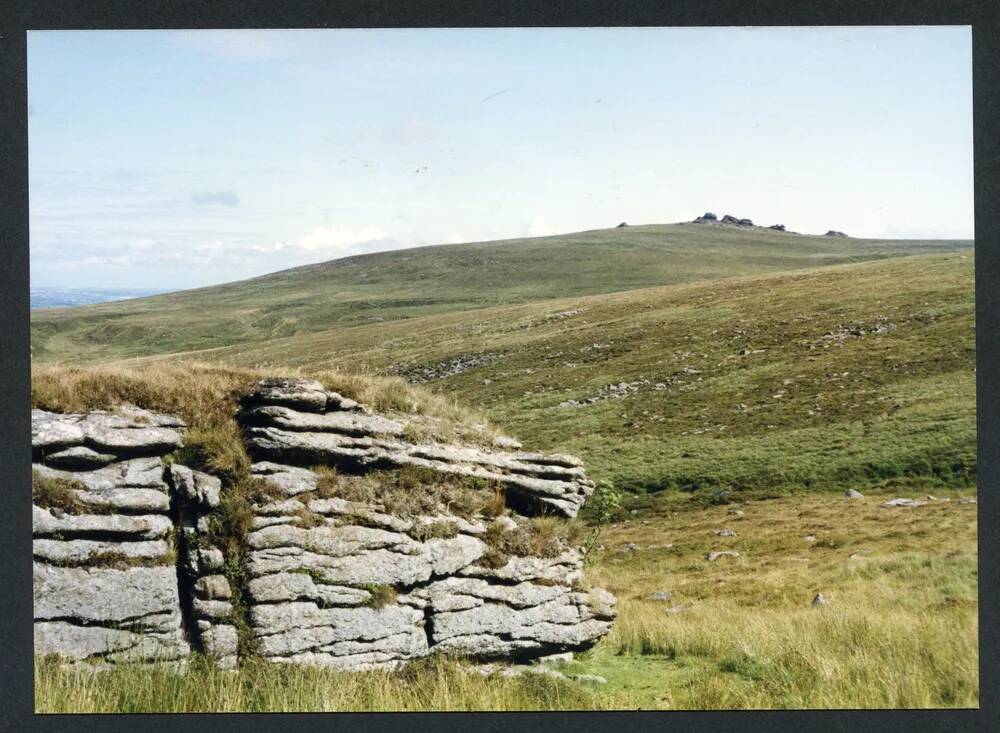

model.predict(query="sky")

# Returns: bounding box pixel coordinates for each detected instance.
[28,26,973,290]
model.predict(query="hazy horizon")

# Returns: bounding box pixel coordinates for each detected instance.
[29,26,973,289]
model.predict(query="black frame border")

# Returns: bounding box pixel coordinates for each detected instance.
[1,2,996,732]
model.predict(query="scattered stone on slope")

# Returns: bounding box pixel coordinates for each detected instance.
[824,230,848,237]
[845,489,865,499]
[881,498,927,508]
[706,550,741,562]
[648,590,673,602]
[812,593,830,607]
[390,352,504,383]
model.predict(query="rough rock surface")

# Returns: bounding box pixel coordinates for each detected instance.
[240,380,594,518]
[31,406,235,668]
[32,406,191,666]
[33,385,616,672]
[237,378,616,669]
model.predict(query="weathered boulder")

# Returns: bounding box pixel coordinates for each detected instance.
[32,505,173,540]
[30,406,236,669]
[32,385,617,672]
[32,406,184,460]
[34,621,188,664]
[34,563,182,627]
[239,379,593,518]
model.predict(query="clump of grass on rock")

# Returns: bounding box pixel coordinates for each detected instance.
[313,465,507,520]
[32,471,88,515]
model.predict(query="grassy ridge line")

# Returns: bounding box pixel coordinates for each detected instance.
[30,224,971,365]
[123,253,975,499]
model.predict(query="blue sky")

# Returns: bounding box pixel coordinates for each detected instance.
[28,26,973,289]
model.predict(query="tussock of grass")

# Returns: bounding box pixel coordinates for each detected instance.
[483,520,564,562]
[362,584,398,609]
[314,465,506,520]
[31,471,88,515]
[408,520,461,542]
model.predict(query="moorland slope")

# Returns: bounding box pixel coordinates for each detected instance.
[31,223,970,365]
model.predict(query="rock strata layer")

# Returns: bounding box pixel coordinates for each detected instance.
[239,378,594,518]
[32,406,235,669]
[238,378,616,669]
[32,407,191,667]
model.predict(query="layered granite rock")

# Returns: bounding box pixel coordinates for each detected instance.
[32,407,190,667]
[32,406,234,669]
[238,378,616,670]
[33,383,617,672]
[239,378,595,518]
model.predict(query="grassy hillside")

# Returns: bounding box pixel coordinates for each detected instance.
[29,236,977,711]
[30,224,970,365]
[120,252,975,500]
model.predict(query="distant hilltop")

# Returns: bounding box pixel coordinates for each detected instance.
[611,214,850,237]
[689,212,848,238]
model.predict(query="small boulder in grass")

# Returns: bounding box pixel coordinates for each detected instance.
[881,498,926,508]
[570,674,608,684]
[716,528,737,537]
[812,593,830,607]
[648,590,673,602]
[706,550,740,562]
[845,489,864,499]
[536,651,574,667]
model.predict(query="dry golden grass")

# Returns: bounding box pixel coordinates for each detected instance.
[34,654,597,713]
[569,488,979,709]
